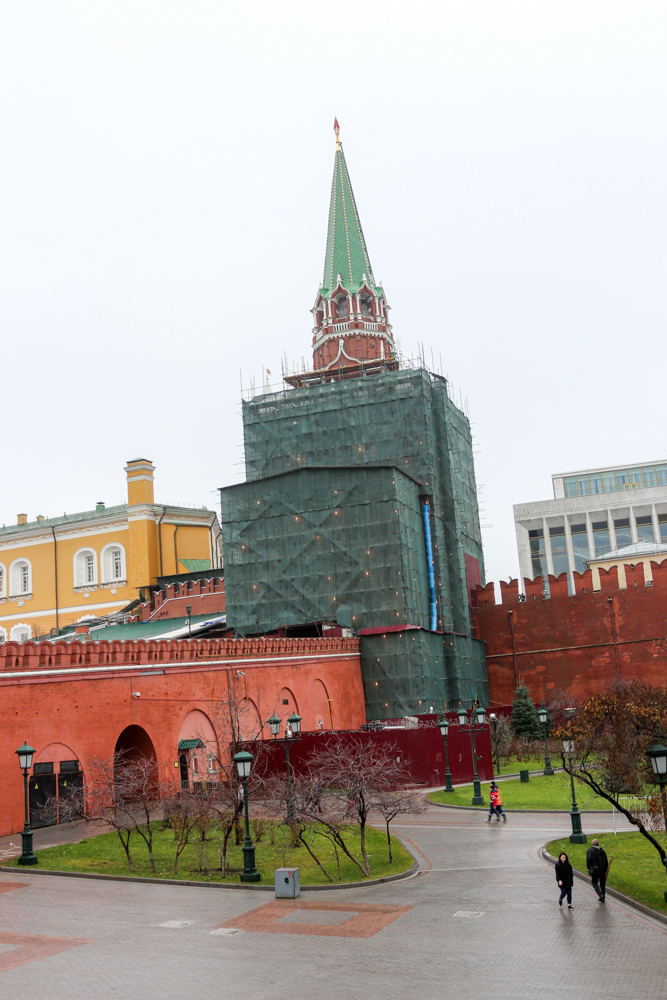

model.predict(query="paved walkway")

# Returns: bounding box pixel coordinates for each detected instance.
[0,802,665,999]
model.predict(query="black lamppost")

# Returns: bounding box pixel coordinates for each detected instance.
[489,712,500,775]
[457,705,486,806]
[268,712,302,819]
[185,604,192,640]
[563,710,586,844]
[438,715,454,792]
[537,704,554,776]
[232,750,261,883]
[646,743,667,902]
[15,742,37,866]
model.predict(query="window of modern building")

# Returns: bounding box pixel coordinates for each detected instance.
[592,520,611,557]
[74,549,98,588]
[564,464,667,497]
[659,513,667,543]
[614,518,632,547]
[0,563,5,598]
[529,528,547,577]
[548,526,568,576]
[636,515,655,542]
[570,524,589,573]
[9,559,31,596]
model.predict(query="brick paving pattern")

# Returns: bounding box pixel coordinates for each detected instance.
[0,804,665,999]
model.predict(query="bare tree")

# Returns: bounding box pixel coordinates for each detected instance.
[374,790,425,863]
[68,752,166,874]
[261,774,337,882]
[184,675,276,875]
[164,791,212,877]
[305,735,411,877]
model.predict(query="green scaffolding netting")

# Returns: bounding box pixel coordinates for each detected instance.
[221,466,430,633]
[221,367,488,718]
[360,630,488,719]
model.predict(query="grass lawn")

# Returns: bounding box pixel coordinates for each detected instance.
[547,831,667,916]
[7,822,412,886]
[496,755,550,775]
[429,772,609,811]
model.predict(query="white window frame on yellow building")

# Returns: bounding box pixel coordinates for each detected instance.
[100,543,126,585]
[9,559,32,598]
[73,548,98,589]
[0,459,222,641]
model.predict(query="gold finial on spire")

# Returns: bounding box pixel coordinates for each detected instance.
[334,117,340,149]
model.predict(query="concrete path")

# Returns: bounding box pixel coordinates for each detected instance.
[0,802,664,999]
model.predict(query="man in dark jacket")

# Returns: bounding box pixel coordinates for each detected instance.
[586,838,608,902]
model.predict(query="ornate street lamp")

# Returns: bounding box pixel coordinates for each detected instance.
[438,716,454,792]
[563,709,587,844]
[646,743,667,900]
[489,712,500,775]
[457,705,486,806]
[15,742,37,866]
[185,604,192,640]
[232,750,261,883]
[267,711,302,819]
[537,704,554,776]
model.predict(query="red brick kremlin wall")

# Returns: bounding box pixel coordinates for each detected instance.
[140,576,226,621]
[0,636,364,837]
[472,562,667,708]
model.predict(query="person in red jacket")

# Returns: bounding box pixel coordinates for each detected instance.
[487,781,507,822]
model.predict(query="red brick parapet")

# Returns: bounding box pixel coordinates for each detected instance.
[0,636,360,672]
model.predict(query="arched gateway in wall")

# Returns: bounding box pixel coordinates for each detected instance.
[29,741,83,830]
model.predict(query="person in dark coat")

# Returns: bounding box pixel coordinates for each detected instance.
[586,838,608,902]
[555,851,574,909]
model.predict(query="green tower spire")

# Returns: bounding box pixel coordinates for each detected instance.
[320,127,378,297]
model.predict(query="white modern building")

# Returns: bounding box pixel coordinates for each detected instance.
[514,460,667,591]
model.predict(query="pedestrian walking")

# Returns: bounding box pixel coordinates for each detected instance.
[555,851,574,909]
[586,838,609,903]
[487,781,506,822]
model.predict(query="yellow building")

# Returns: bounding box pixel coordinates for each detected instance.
[587,540,667,589]
[0,459,222,640]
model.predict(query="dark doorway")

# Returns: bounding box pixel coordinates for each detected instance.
[179,753,189,789]
[29,760,83,828]
[29,766,57,829]
[114,725,158,796]
[58,761,83,819]
[115,725,157,763]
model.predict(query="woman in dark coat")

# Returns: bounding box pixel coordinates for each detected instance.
[555,851,574,909]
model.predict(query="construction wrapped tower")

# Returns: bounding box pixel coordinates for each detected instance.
[221,124,488,718]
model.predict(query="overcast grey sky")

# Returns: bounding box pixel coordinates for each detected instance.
[1,2,665,586]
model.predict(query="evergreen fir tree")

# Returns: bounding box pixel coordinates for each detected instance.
[510,685,542,740]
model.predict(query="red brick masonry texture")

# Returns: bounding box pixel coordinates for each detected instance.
[0,636,365,838]
[472,561,667,708]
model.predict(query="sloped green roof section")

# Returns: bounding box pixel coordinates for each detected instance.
[51,614,224,643]
[180,559,211,572]
[178,738,204,750]
[320,143,380,298]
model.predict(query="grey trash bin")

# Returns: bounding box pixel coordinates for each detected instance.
[275,867,300,898]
